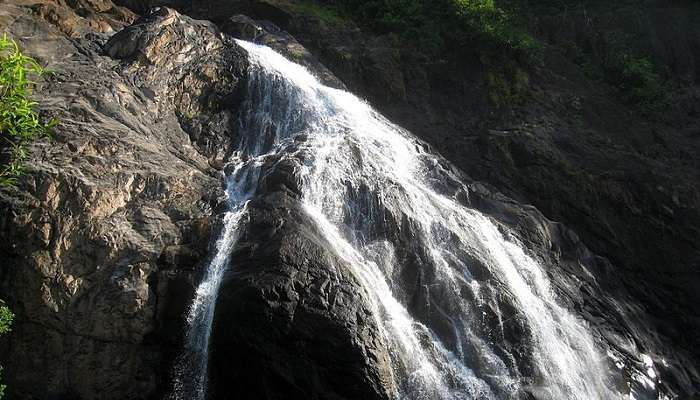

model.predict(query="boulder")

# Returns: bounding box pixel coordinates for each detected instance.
[209,181,394,400]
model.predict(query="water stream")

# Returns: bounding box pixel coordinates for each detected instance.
[170,166,256,400]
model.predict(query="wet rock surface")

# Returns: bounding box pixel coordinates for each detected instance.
[210,177,393,400]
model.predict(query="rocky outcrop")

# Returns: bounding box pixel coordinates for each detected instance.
[104,7,249,162]
[210,161,393,399]
[29,0,137,37]
[0,5,248,399]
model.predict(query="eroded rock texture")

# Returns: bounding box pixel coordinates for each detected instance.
[210,186,394,400]
[0,5,247,399]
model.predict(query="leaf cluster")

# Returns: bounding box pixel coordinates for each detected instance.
[0,35,56,187]
[603,45,670,116]
[0,301,12,336]
[0,300,12,399]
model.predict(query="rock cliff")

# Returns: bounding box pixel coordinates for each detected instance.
[0,4,246,398]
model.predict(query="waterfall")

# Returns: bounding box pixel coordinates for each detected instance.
[171,166,256,400]
[172,38,627,400]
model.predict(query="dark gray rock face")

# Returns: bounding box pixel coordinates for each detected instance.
[210,181,393,400]
[0,4,247,399]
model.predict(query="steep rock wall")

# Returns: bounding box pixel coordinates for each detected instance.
[0,5,247,398]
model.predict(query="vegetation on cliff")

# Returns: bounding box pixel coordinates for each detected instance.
[326,0,541,63]
[0,35,56,187]
[289,0,541,106]
[0,300,13,399]
[514,2,672,115]
[583,31,670,116]
[291,0,672,112]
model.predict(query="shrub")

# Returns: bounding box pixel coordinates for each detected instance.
[0,301,12,335]
[606,52,670,115]
[290,2,350,28]
[585,31,671,116]
[0,35,56,187]
[0,300,13,399]
[451,0,542,65]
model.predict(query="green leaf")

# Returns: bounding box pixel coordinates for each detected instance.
[0,35,57,187]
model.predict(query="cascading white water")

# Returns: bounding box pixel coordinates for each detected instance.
[171,166,256,400]
[233,40,625,400]
[173,38,628,400]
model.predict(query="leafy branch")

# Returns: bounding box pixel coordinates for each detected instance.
[0,35,56,187]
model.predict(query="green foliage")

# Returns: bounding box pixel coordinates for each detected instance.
[486,65,530,108]
[604,50,670,116]
[331,0,542,65]
[320,0,541,107]
[452,0,543,66]
[336,0,442,50]
[0,300,13,399]
[0,301,11,335]
[570,31,671,116]
[0,35,56,187]
[290,2,350,28]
